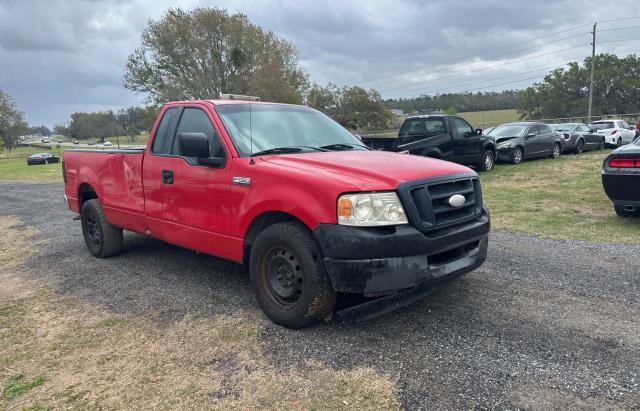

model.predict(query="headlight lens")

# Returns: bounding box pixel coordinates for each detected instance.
[337,192,408,226]
[497,141,512,149]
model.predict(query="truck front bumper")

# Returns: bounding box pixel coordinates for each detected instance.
[314,209,489,294]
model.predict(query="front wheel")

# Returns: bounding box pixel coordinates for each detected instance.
[510,147,523,165]
[478,150,495,172]
[551,143,561,158]
[616,138,622,148]
[598,138,606,150]
[249,222,336,329]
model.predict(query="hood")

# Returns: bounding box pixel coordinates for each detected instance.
[260,150,473,191]
[495,136,519,144]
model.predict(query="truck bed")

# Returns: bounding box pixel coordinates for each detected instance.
[63,148,146,221]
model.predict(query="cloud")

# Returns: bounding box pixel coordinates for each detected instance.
[0,0,638,127]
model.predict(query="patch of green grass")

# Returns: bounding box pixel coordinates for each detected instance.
[0,157,62,182]
[2,374,46,401]
[458,108,520,127]
[481,150,640,243]
[0,146,64,159]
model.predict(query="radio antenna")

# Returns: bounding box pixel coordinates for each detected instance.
[249,102,255,164]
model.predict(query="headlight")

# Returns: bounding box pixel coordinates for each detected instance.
[497,141,512,149]
[337,192,408,226]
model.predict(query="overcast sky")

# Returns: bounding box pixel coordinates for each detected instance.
[1,0,639,127]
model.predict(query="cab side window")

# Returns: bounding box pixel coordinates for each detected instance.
[172,108,224,158]
[452,118,473,136]
[527,125,539,136]
[151,107,181,155]
[538,125,551,134]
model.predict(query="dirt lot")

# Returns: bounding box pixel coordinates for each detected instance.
[1,181,639,410]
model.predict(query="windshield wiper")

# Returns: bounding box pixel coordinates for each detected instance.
[320,143,370,151]
[251,146,328,157]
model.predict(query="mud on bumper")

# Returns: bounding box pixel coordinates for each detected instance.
[313,209,490,294]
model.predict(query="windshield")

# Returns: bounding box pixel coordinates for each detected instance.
[489,124,528,137]
[215,103,365,157]
[399,118,446,137]
[590,122,615,130]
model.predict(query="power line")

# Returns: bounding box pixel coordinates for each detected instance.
[373,32,589,91]
[599,36,640,44]
[393,49,639,100]
[598,25,640,32]
[355,23,592,87]
[357,16,640,89]
[377,43,589,94]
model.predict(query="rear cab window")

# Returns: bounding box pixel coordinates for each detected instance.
[399,118,447,137]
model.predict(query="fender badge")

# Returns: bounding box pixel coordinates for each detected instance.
[448,194,466,208]
[232,176,251,185]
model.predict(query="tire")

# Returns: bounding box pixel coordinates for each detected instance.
[598,138,605,150]
[478,150,495,172]
[574,139,584,155]
[510,147,523,165]
[614,205,638,218]
[616,138,622,148]
[249,222,336,329]
[80,199,123,258]
[551,143,561,158]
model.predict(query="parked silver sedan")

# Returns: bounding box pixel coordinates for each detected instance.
[549,123,605,154]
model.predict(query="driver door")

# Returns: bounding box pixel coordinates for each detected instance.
[451,117,479,161]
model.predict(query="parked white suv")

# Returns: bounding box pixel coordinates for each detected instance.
[589,119,636,148]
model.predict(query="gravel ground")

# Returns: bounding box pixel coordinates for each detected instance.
[1,181,639,410]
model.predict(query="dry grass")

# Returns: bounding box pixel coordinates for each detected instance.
[0,216,400,410]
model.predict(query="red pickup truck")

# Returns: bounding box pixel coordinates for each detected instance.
[63,99,490,328]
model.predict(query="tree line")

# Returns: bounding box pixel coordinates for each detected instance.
[384,90,520,115]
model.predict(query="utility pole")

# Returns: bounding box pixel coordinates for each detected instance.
[587,22,597,122]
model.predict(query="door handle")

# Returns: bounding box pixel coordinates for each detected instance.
[162,169,174,184]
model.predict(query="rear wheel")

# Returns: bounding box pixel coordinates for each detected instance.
[510,147,523,165]
[80,199,123,258]
[478,150,495,172]
[249,222,335,329]
[574,139,584,154]
[552,143,561,158]
[614,205,638,218]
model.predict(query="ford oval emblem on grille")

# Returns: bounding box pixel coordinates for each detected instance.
[448,194,466,208]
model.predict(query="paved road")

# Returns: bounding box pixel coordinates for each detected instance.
[1,181,639,409]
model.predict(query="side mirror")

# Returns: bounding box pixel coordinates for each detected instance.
[178,132,209,158]
[526,133,536,139]
[177,132,225,168]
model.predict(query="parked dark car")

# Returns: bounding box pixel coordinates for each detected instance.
[361,115,497,171]
[489,122,564,164]
[27,153,59,165]
[602,139,640,217]
[549,123,606,154]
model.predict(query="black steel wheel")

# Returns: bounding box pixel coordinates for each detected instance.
[80,199,123,258]
[249,222,335,328]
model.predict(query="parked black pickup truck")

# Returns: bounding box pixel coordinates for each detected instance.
[361,115,497,171]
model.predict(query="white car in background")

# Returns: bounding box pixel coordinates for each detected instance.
[103,141,113,147]
[589,119,636,148]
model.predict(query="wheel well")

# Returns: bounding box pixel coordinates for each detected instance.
[484,143,496,155]
[421,150,440,159]
[78,183,98,209]
[243,211,306,265]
